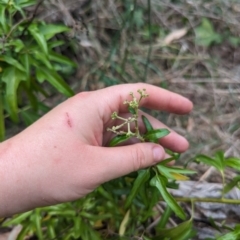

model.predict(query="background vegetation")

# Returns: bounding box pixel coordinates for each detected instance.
[0,0,240,239]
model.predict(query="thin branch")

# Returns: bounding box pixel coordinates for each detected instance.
[160,197,240,205]
[20,0,45,38]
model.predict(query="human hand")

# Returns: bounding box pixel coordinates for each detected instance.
[0,83,193,216]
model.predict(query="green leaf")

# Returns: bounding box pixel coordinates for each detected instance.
[19,54,30,81]
[216,225,240,240]
[33,50,52,69]
[33,209,43,240]
[142,115,153,131]
[128,106,136,114]
[0,6,7,33]
[223,176,240,194]
[108,134,131,147]
[48,40,65,49]
[150,174,186,220]
[158,165,196,175]
[224,157,240,170]
[47,220,56,239]
[142,115,157,143]
[29,25,48,55]
[39,24,69,40]
[18,0,36,8]
[73,217,82,238]
[20,110,39,126]
[154,218,193,239]
[159,156,176,166]
[156,165,194,181]
[165,149,181,160]
[49,51,77,67]
[158,205,172,229]
[0,56,26,72]
[36,68,46,83]
[23,84,38,110]
[16,225,31,240]
[125,169,150,209]
[195,18,222,46]
[119,210,130,236]
[215,151,225,168]
[3,211,32,226]
[144,128,170,142]
[2,67,26,122]
[196,154,223,172]
[10,39,24,52]
[35,67,74,97]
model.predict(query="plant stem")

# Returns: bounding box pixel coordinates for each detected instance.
[159,197,240,205]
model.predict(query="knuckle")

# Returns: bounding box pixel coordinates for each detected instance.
[131,146,146,171]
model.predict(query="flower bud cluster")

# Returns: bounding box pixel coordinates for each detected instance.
[107,89,149,140]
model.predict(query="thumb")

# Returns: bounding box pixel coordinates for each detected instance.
[97,143,165,182]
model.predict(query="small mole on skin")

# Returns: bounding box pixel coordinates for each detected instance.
[54,146,57,149]
[66,112,72,128]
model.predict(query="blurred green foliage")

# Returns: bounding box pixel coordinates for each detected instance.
[0,0,76,140]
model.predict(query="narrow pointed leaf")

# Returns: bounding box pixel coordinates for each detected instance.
[196,154,222,172]
[35,67,74,97]
[215,151,225,169]
[171,173,189,181]
[158,165,196,175]
[144,128,170,141]
[154,218,193,239]
[2,67,26,122]
[158,205,172,229]
[34,209,43,240]
[119,210,130,236]
[224,157,240,170]
[0,6,7,33]
[157,165,195,180]
[142,115,154,131]
[49,51,77,67]
[39,24,69,40]
[20,54,30,79]
[109,134,131,147]
[20,110,39,126]
[29,27,48,55]
[33,50,52,69]
[0,56,26,72]
[165,149,181,160]
[223,176,240,194]
[159,157,176,165]
[125,169,150,209]
[128,106,136,114]
[216,225,240,240]
[150,175,186,220]
[141,115,159,143]
[3,211,32,226]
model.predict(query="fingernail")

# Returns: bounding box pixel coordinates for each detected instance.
[153,146,164,162]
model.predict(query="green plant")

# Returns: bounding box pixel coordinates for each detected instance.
[0,0,76,140]
[2,89,240,239]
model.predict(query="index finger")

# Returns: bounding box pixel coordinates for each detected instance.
[98,83,193,115]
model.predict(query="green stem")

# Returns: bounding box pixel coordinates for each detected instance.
[160,197,240,205]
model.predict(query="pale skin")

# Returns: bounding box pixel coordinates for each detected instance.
[0,83,193,217]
